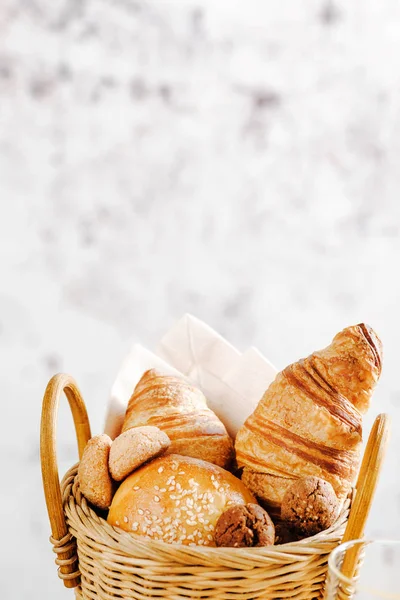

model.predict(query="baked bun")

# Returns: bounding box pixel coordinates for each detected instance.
[107,454,256,546]
[109,426,171,481]
[78,434,114,509]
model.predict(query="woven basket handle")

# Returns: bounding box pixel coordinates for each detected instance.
[40,373,92,589]
[340,413,391,580]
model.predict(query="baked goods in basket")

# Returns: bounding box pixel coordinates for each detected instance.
[107,453,255,545]
[235,323,382,512]
[78,434,115,509]
[214,503,275,547]
[109,426,170,481]
[122,369,234,469]
[280,476,339,537]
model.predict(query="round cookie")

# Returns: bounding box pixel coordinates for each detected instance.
[281,476,339,537]
[78,434,114,509]
[109,426,171,481]
[214,503,275,547]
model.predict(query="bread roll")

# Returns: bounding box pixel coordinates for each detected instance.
[109,426,170,481]
[107,454,256,546]
[78,434,114,509]
[122,369,234,469]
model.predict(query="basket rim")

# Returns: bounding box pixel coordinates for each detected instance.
[61,463,350,567]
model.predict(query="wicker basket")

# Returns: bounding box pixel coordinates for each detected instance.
[41,374,390,600]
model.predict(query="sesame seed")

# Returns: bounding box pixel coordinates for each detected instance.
[115,520,120,526]
[138,509,144,515]
[158,466,164,473]
[154,485,160,491]
[211,475,215,481]
[154,495,160,502]
[160,488,166,493]
[123,516,128,523]
[133,486,140,491]
[178,471,185,475]
[208,534,213,541]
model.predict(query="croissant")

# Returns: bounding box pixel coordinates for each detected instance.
[235,323,382,514]
[122,369,234,469]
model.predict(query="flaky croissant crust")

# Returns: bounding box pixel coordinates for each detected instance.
[123,369,234,469]
[235,323,382,508]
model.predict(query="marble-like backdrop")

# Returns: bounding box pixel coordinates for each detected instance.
[1,1,400,597]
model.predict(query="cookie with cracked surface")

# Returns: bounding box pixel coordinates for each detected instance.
[214,503,275,547]
[109,426,171,481]
[78,434,115,509]
[281,476,339,537]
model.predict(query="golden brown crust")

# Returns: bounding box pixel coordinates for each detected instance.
[78,434,115,509]
[122,369,234,469]
[107,454,256,546]
[235,323,382,508]
[109,426,171,481]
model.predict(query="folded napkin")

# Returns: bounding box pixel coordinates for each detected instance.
[157,314,278,438]
[104,314,278,441]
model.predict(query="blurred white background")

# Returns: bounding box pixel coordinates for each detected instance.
[1,0,400,597]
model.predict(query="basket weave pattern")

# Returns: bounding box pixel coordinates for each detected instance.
[61,465,350,600]
[41,375,390,600]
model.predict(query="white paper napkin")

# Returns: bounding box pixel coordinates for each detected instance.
[221,347,278,438]
[104,314,279,441]
[157,314,278,438]
[157,314,242,432]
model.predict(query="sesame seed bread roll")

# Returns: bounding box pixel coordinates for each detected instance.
[107,454,256,546]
